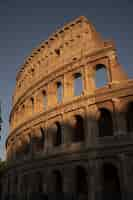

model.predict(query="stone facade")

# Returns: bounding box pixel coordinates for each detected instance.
[1,16,133,199]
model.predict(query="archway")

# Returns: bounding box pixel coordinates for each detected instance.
[126,102,133,132]
[98,108,113,137]
[95,64,108,88]
[53,122,62,146]
[101,163,121,200]
[36,172,43,193]
[52,170,63,193]
[75,166,88,199]
[72,115,85,142]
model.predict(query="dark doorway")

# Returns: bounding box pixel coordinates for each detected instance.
[126,102,133,132]
[102,163,121,200]
[75,166,88,199]
[98,108,113,137]
[52,170,63,193]
[72,115,85,142]
[53,122,62,146]
[36,172,43,193]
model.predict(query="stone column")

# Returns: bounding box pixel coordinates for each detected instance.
[62,118,73,145]
[112,99,127,136]
[34,92,44,113]
[43,126,49,154]
[118,153,129,200]
[88,159,102,200]
[47,82,57,108]
[27,99,33,117]
[108,51,128,83]
[86,67,96,95]
[46,124,54,153]
[63,73,73,103]
[86,105,99,147]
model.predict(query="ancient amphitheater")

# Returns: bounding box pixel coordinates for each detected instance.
[1,16,133,199]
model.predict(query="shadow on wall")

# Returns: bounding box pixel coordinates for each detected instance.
[2,101,133,200]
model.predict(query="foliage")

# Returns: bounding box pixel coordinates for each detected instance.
[0,160,8,174]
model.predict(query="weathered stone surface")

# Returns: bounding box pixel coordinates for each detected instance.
[1,16,133,200]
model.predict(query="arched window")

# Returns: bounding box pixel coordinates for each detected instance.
[101,163,121,200]
[57,82,63,103]
[40,127,45,149]
[126,102,133,132]
[53,122,62,146]
[98,108,113,137]
[75,166,88,199]
[22,104,25,117]
[74,73,83,96]
[72,115,85,142]
[31,97,34,113]
[43,91,47,110]
[95,64,108,88]
[52,170,63,193]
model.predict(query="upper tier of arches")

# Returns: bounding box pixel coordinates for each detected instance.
[13,16,105,105]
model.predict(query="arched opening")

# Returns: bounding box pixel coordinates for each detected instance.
[74,73,83,96]
[31,97,34,113]
[22,104,25,118]
[126,102,133,132]
[33,128,45,153]
[75,166,88,199]
[57,82,63,103]
[101,163,121,200]
[21,174,28,199]
[40,127,45,149]
[36,172,43,193]
[53,122,62,146]
[42,90,47,110]
[95,64,108,88]
[35,128,45,152]
[72,115,85,142]
[98,108,113,137]
[52,170,63,193]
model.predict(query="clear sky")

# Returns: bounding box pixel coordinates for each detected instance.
[0,0,133,159]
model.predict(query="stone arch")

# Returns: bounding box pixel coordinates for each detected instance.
[126,102,133,132]
[72,115,85,142]
[95,64,108,88]
[36,171,43,193]
[31,127,45,153]
[19,134,30,157]
[101,162,121,200]
[57,81,63,103]
[75,165,88,198]
[40,127,45,148]
[52,122,62,146]
[30,97,34,113]
[73,72,83,96]
[52,170,63,193]
[98,108,113,137]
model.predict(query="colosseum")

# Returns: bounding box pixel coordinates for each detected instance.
[1,15,133,199]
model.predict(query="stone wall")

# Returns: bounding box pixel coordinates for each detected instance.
[3,16,133,200]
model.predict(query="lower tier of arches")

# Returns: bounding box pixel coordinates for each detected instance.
[1,149,133,200]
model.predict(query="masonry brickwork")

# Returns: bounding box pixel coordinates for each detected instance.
[1,16,133,199]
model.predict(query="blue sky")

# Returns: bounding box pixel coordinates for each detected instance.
[0,0,133,159]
